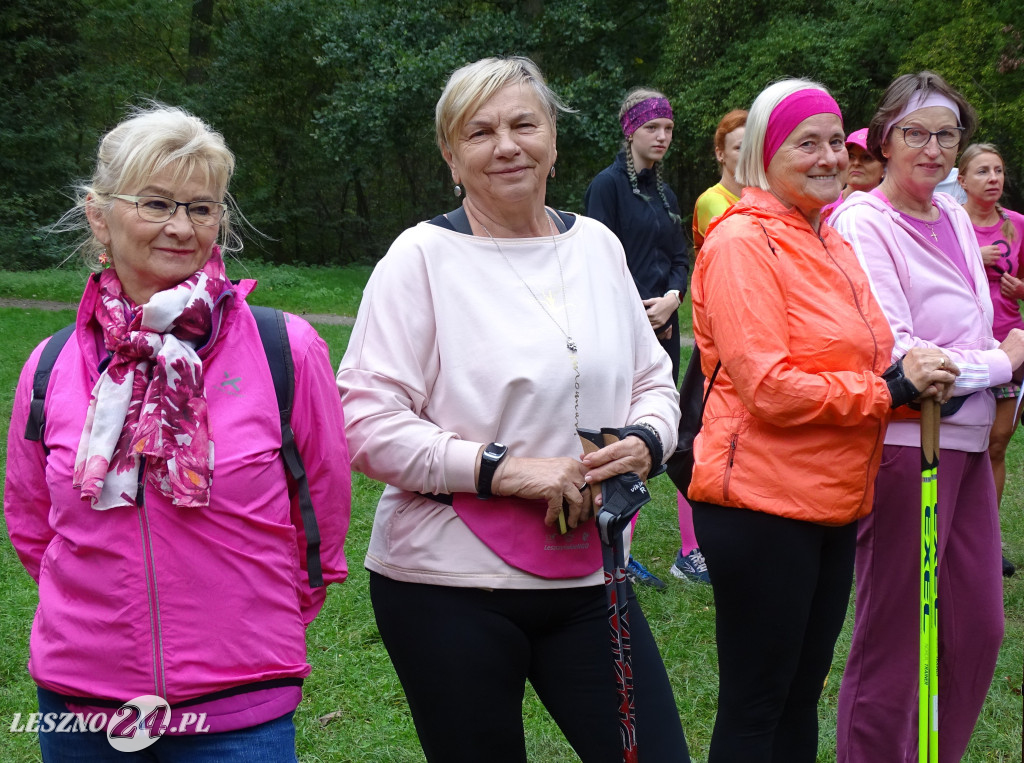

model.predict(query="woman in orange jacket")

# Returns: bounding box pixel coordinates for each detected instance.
[688,78,957,762]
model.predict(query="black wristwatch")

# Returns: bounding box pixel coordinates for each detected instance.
[476,442,509,500]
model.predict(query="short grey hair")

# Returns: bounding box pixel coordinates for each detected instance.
[735,78,831,191]
[435,56,573,153]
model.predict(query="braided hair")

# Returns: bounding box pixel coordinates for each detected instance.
[958,143,1016,242]
[619,87,682,226]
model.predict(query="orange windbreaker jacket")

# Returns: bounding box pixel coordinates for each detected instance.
[689,188,895,526]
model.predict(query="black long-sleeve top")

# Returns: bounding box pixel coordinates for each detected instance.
[584,151,689,301]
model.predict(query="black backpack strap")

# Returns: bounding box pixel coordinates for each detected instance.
[251,305,324,588]
[25,323,76,442]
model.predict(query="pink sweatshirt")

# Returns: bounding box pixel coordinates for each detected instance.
[831,191,1012,451]
[973,207,1024,341]
[338,216,680,589]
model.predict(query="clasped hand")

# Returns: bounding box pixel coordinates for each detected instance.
[491,437,652,530]
[901,348,959,404]
[643,294,679,337]
[1000,272,1024,301]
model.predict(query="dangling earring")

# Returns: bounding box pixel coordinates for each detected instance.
[98,250,111,267]
[453,183,463,198]
[549,165,556,179]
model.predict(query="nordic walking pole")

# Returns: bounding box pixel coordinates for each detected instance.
[919,398,940,763]
[579,427,649,763]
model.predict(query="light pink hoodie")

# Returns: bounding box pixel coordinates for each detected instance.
[831,190,1012,452]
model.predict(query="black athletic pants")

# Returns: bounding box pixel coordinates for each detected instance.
[692,501,856,763]
[369,572,689,762]
[657,310,681,386]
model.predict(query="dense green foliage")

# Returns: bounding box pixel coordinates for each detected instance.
[2,0,1021,269]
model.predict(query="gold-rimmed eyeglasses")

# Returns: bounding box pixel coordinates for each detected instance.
[111,194,226,226]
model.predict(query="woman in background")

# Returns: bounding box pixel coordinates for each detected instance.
[585,87,690,589]
[958,142,1024,577]
[692,109,747,257]
[671,108,749,586]
[822,127,884,221]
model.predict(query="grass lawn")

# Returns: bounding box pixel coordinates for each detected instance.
[0,261,372,317]
[0,266,1020,762]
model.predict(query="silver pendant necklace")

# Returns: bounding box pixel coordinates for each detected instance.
[477,212,580,429]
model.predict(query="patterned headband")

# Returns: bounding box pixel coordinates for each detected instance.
[621,97,674,138]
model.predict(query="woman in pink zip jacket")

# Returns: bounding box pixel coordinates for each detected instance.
[830,71,1024,762]
[3,103,351,762]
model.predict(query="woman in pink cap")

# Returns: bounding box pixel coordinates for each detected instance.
[689,78,955,762]
[831,71,1024,762]
[821,127,884,221]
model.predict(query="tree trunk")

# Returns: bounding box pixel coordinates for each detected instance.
[187,0,215,85]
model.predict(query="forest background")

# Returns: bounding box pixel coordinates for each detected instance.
[2,0,1022,270]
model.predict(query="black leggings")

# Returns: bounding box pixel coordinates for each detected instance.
[692,502,856,763]
[657,310,681,386]
[369,573,689,763]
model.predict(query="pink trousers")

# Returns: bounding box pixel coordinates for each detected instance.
[837,445,1004,763]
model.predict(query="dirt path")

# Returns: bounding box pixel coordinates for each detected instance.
[0,298,355,326]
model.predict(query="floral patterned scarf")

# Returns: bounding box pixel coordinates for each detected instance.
[73,252,230,510]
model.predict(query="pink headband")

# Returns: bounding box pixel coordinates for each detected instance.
[620,97,673,138]
[883,91,961,143]
[762,89,843,168]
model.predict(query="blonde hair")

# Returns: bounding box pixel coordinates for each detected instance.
[959,143,1015,241]
[55,103,237,268]
[736,78,830,191]
[435,56,573,153]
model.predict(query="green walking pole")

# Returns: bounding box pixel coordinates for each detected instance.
[919,398,939,763]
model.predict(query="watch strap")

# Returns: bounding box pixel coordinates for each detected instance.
[476,442,508,500]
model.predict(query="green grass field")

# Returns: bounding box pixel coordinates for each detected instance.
[0,267,1020,762]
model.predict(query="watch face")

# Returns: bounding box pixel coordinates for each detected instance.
[484,443,508,461]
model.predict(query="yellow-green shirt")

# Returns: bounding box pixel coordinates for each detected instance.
[692,183,740,254]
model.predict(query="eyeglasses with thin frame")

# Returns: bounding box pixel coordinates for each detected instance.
[111,194,227,226]
[894,126,965,150]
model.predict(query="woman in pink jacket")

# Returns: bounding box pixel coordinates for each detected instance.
[3,104,351,761]
[831,72,1024,762]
